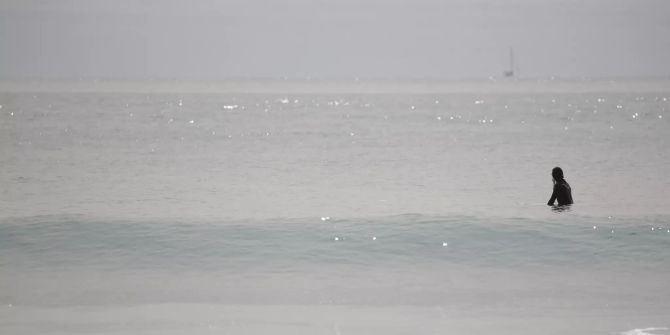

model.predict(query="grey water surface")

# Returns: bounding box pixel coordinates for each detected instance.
[1,80,669,334]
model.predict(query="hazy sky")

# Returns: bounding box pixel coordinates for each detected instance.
[1,0,669,79]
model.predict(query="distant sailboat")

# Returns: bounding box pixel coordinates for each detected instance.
[503,47,515,78]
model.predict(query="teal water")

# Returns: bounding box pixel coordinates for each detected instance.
[2,214,670,275]
[1,214,669,334]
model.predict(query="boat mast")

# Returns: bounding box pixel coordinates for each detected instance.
[509,47,514,75]
[504,47,515,78]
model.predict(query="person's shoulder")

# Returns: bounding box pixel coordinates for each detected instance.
[556,180,570,189]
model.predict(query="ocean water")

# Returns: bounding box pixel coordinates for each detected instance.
[1,79,670,334]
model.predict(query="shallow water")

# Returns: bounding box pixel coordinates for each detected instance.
[1,214,670,334]
[1,80,670,334]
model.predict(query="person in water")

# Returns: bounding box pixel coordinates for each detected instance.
[547,167,573,206]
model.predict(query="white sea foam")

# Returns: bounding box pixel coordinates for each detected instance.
[621,327,669,335]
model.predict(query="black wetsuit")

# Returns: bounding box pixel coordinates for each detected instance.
[548,179,573,206]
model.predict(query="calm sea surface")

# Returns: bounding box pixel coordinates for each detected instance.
[1,80,669,334]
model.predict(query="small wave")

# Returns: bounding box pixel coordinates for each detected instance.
[621,327,668,335]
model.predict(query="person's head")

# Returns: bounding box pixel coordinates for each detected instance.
[552,167,564,181]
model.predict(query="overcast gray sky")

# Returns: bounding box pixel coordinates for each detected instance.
[1,0,669,79]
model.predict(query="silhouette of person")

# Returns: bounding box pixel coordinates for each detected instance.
[547,167,573,206]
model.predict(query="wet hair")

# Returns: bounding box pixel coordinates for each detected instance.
[552,167,564,180]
